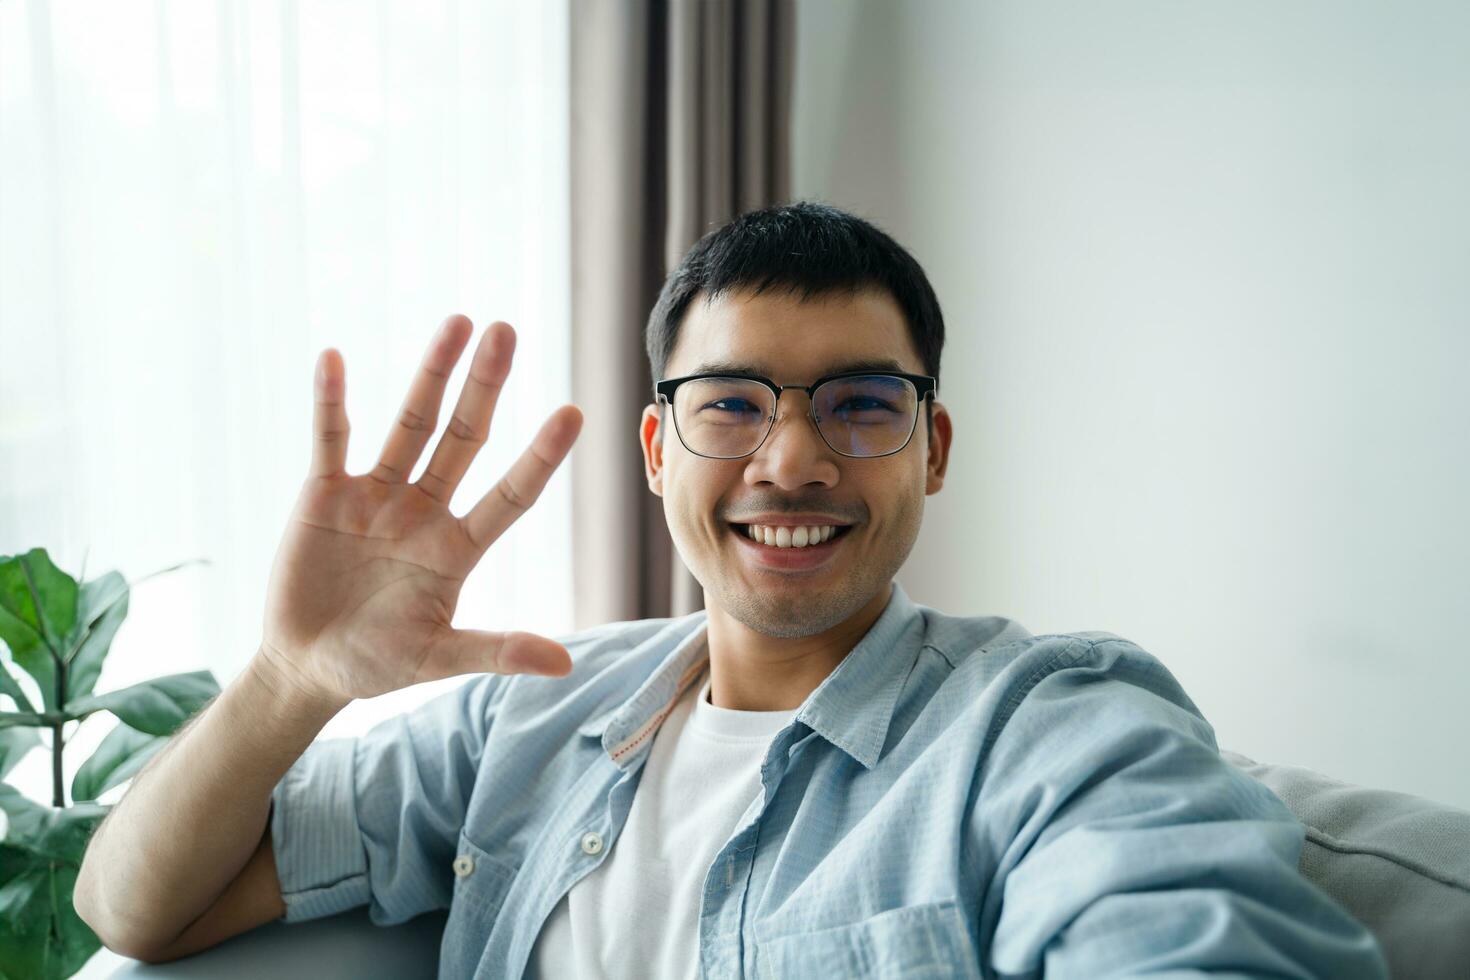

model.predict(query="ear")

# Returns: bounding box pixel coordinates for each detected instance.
[925,401,952,495]
[639,403,666,496]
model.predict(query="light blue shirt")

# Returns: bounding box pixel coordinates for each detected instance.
[269,581,1387,978]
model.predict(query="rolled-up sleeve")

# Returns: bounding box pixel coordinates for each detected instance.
[978,637,1388,979]
[269,672,510,926]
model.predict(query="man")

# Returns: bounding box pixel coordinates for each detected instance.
[75,202,1388,978]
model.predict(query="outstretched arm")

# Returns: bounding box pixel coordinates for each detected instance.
[974,638,1387,979]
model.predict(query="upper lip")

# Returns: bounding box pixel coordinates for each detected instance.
[728,514,853,527]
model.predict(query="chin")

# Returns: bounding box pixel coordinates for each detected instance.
[716,582,871,639]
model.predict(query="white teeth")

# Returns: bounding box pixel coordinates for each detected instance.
[743,524,842,549]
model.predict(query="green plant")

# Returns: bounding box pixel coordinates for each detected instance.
[0,547,219,980]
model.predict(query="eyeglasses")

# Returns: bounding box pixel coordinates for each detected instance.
[654,370,937,460]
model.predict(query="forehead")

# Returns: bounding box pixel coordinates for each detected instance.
[665,286,923,381]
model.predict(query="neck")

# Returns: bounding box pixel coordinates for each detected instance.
[701,581,894,711]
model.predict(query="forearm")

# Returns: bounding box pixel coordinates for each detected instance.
[74,648,348,953]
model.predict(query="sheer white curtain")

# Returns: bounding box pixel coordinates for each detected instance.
[0,0,572,805]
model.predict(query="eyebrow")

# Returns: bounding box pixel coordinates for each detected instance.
[689,357,909,377]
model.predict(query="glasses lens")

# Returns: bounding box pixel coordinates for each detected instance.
[814,375,918,457]
[672,377,776,458]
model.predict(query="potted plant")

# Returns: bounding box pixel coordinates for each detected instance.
[0,547,220,980]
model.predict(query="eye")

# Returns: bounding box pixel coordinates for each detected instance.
[704,398,762,415]
[836,396,898,412]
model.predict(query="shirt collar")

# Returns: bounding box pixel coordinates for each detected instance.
[576,613,711,768]
[792,580,923,770]
[578,580,924,773]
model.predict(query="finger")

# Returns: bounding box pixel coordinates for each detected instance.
[370,314,473,483]
[416,321,516,504]
[310,349,351,478]
[461,404,584,551]
[421,628,572,680]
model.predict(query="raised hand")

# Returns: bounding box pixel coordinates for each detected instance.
[257,315,583,705]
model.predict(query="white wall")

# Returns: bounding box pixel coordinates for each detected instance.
[793,0,1470,808]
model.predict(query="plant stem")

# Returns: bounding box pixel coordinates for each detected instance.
[53,657,67,808]
[18,552,71,808]
[52,721,65,807]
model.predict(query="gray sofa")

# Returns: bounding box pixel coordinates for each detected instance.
[1220,750,1470,979]
[77,751,1470,979]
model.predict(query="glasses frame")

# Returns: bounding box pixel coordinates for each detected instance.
[654,370,938,460]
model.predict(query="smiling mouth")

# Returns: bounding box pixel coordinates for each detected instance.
[729,523,855,549]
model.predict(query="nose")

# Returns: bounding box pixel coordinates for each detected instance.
[743,390,839,491]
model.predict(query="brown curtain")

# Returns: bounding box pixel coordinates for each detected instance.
[569,0,795,628]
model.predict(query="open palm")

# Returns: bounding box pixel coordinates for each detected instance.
[259,315,582,704]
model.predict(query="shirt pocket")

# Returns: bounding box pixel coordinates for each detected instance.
[441,829,518,979]
[752,899,982,980]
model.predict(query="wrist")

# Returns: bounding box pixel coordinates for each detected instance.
[247,643,350,723]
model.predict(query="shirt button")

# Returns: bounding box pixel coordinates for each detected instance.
[452,855,475,878]
[581,832,603,855]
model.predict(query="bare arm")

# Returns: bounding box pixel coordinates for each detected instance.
[136,812,287,964]
[73,650,346,959]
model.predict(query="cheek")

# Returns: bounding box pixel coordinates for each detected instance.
[661,464,736,536]
[868,468,926,532]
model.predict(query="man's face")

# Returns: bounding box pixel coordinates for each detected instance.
[639,286,952,639]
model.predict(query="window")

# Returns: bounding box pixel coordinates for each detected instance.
[0,0,572,797]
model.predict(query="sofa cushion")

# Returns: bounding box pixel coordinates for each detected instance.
[1222,749,1470,980]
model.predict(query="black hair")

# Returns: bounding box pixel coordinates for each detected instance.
[644,201,944,442]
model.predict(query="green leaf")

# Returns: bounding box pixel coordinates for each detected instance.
[63,671,220,736]
[0,656,34,714]
[71,724,166,803]
[0,711,46,730]
[0,786,106,863]
[60,572,130,705]
[0,784,40,867]
[0,788,108,979]
[0,849,104,980]
[0,729,41,781]
[0,865,54,978]
[0,803,108,978]
[0,551,80,714]
[0,782,43,840]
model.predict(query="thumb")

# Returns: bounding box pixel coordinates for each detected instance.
[429,627,573,679]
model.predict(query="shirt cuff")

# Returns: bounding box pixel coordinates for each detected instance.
[270,737,372,923]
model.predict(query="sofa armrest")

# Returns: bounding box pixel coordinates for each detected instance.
[75,907,447,979]
[1223,748,1470,980]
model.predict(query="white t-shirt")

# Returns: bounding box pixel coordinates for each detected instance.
[526,653,798,979]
